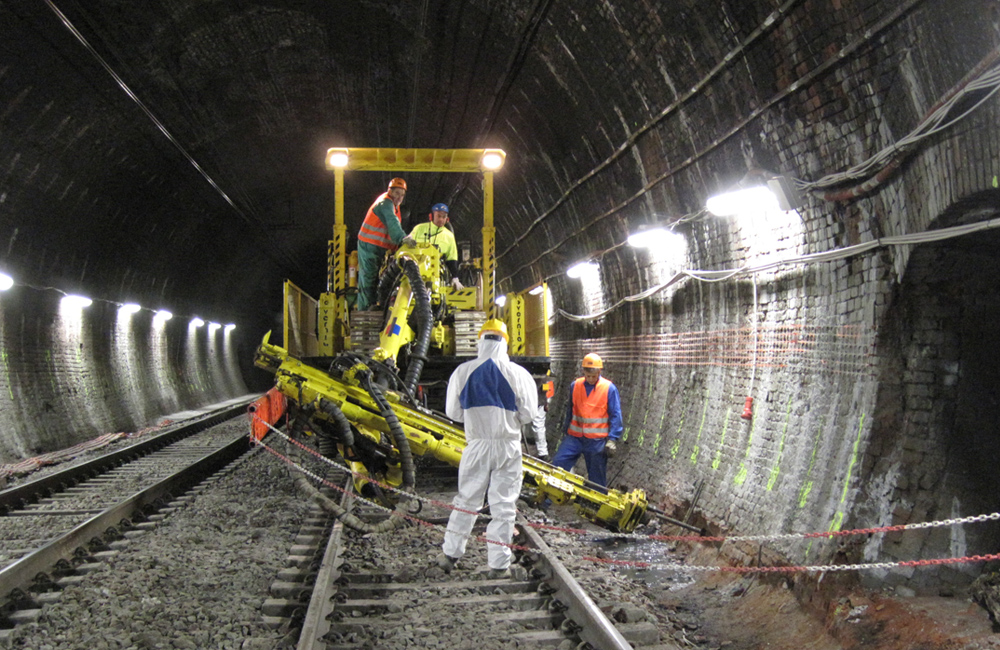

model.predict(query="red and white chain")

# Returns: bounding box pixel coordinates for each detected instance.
[251,415,1000,574]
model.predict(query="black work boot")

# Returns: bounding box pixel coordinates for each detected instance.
[436,553,459,574]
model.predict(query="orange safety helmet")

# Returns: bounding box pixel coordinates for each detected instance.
[582,353,603,369]
[388,177,407,191]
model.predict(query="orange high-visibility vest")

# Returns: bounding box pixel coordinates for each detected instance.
[358,193,401,249]
[568,377,611,438]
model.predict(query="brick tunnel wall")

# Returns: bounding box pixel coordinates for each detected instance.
[527,0,1000,592]
[857,217,1000,593]
[0,287,250,464]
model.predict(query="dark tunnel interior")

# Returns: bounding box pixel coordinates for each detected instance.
[2,0,1000,601]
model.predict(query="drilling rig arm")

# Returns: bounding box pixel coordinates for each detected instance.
[254,336,648,533]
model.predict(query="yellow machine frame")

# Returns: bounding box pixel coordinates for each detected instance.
[318,147,506,355]
[255,334,648,532]
[254,146,674,535]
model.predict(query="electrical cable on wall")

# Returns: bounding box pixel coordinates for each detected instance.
[496,0,806,263]
[499,0,927,283]
[796,48,1000,197]
[557,213,1000,322]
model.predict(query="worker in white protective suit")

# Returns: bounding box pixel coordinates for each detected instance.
[525,378,552,461]
[437,318,538,578]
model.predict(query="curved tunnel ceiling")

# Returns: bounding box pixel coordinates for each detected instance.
[0,0,994,333]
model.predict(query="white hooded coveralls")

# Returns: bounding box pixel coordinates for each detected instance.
[441,335,537,570]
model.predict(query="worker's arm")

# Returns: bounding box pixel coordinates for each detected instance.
[445,369,465,423]
[445,259,461,277]
[373,199,407,245]
[514,367,539,427]
[563,380,576,433]
[606,383,623,440]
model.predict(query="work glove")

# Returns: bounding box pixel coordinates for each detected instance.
[402,235,417,247]
[450,277,465,290]
[604,439,618,458]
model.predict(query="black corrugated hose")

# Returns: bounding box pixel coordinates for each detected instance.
[318,397,354,452]
[284,391,408,533]
[376,260,402,309]
[360,370,416,492]
[400,258,432,397]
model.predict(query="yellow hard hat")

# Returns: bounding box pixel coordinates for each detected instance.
[479,318,509,343]
[582,353,603,369]
[388,177,407,191]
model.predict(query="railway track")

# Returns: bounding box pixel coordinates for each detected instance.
[0,410,684,648]
[0,400,253,635]
[273,459,679,650]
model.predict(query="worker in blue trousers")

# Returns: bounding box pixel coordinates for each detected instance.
[550,353,622,492]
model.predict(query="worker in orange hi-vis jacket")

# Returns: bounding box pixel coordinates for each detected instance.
[550,353,623,492]
[356,177,415,310]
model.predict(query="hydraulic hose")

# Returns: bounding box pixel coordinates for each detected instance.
[376,260,402,309]
[286,440,406,534]
[360,370,416,492]
[286,404,313,447]
[337,351,406,394]
[318,397,355,451]
[400,258,433,396]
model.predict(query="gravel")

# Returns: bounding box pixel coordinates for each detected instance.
[6,442,310,650]
[1,431,700,650]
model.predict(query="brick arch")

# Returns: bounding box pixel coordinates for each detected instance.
[857,190,1000,594]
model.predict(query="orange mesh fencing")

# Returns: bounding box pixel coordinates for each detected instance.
[551,324,874,377]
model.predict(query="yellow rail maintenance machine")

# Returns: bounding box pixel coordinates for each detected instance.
[255,147,672,535]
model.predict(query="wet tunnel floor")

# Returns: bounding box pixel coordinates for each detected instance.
[543,505,998,650]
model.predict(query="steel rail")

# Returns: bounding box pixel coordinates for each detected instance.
[0,400,252,513]
[520,516,635,650]
[0,432,249,597]
[296,476,353,650]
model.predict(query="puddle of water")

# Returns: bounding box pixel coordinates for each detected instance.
[589,536,697,591]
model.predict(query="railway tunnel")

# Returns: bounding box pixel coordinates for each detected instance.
[1,0,999,635]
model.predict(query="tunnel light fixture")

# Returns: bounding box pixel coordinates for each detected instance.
[495,295,507,308]
[119,302,141,315]
[327,148,349,168]
[208,322,221,333]
[627,224,674,249]
[528,285,545,296]
[0,273,13,291]
[566,260,599,279]
[154,310,173,323]
[224,323,236,332]
[706,186,779,217]
[766,175,803,211]
[61,294,93,309]
[191,317,205,327]
[480,149,506,171]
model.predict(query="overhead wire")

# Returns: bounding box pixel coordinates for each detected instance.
[40,0,304,275]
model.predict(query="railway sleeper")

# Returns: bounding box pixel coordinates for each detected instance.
[339,576,538,599]
[330,591,547,617]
